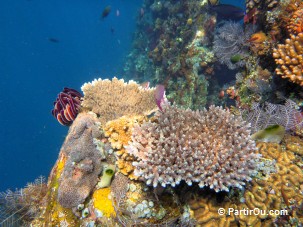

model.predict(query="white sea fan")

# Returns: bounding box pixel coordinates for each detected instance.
[240,99,303,133]
[213,21,253,69]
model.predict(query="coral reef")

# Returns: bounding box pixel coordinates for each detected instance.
[57,112,104,208]
[4,0,303,226]
[123,0,217,108]
[126,103,259,192]
[273,33,303,86]
[81,77,157,124]
[189,140,303,226]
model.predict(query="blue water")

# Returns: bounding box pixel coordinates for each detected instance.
[0,0,141,191]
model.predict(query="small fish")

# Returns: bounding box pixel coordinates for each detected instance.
[48,38,59,43]
[230,54,243,64]
[208,0,219,6]
[251,125,285,143]
[209,4,245,21]
[116,9,120,17]
[154,85,165,112]
[244,8,258,24]
[110,27,115,34]
[218,90,225,99]
[140,81,150,89]
[101,5,111,19]
[140,8,144,19]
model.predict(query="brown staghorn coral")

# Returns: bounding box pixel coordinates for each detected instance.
[126,103,260,192]
[81,77,157,124]
[103,115,146,179]
[189,141,303,226]
[273,33,303,86]
[57,112,104,208]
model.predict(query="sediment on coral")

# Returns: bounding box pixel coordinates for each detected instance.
[81,77,157,124]
[126,102,260,192]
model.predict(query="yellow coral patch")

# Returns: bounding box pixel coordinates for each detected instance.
[103,115,146,179]
[93,188,116,218]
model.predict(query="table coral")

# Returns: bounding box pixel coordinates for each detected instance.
[273,33,303,86]
[103,115,146,179]
[81,77,157,124]
[189,140,303,226]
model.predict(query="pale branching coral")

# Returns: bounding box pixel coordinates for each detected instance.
[273,33,303,86]
[57,113,103,208]
[240,99,303,133]
[81,77,157,124]
[213,21,252,69]
[126,103,260,192]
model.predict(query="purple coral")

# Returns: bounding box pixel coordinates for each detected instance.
[126,103,260,192]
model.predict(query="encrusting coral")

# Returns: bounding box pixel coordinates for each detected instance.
[57,113,104,208]
[81,77,157,124]
[189,140,303,226]
[103,115,146,179]
[126,102,260,192]
[273,33,303,86]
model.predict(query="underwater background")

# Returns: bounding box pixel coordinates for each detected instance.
[0,0,142,191]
